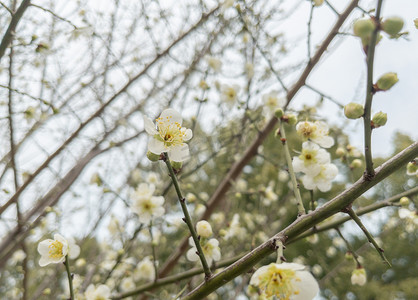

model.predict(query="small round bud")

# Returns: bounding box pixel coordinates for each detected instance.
[146,151,160,162]
[399,197,410,206]
[219,229,227,237]
[287,114,298,125]
[170,160,183,170]
[345,252,354,260]
[406,161,417,175]
[376,72,398,91]
[371,111,387,128]
[344,103,364,119]
[382,17,404,36]
[196,220,213,238]
[186,192,197,203]
[336,147,347,157]
[274,108,284,119]
[353,18,376,39]
[350,159,363,169]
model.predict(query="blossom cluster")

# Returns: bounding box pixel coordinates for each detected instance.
[187,221,221,266]
[293,121,338,192]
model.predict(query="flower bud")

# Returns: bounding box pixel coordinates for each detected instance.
[406,161,417,175]
[415,18,418,29]
[90,172,102,186]
[353,18,375,38]
[372,111,387,128]
[313,0,324,6]
[170,160,183,170]
[344,103,364,119]
[350,159,363,169]
[376,72,398,91]
[336,147,346,157]
[146,151,160,162]
[287,114,297,125]
[382,17,404,36]
[196,220,213,238]
[399,196,410,206]
[345,252,354,260]
[274,108,284,119]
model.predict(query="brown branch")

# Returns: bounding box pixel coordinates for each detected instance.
[0,0,31,62]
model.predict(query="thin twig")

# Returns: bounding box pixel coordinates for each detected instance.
[335,227,361,267]
[163,153,211,279]
[346,207,391,266]
[64,257,75,300]
[278,120,306,216]
[362,0,384,178]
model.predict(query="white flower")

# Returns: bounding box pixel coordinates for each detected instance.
[223,213,247,240]
[351,268,367,286]
[11,249,26,264]
[293,141,331,176]
[262,184,278,206]
[186,237,221,266]
[220,84,240,107]
[120,277,135,292]
[144,109,192,162]
[249,262,319,299]
[131,183,164,223]
[134,257,155,282]
[146,172,159,185]
[196,220,213,238]
[296,121,334,148]
[301,163,338,192]
[37,234,80,267]
[205,55,222,72]
[263,91,286,112]
[85,284,111,300]
[222,0,235,10]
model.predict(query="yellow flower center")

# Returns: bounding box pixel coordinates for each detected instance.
[48,240,64,259]
[298,122,317,139]
[300,148,318,166]
[156,116,186,148]
[258,265,300,299]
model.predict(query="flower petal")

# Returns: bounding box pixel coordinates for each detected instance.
[182,128,193,141]
[148,139,165,155]
[292,270,319,300]
[168,144,190,162]
[144,117,158,135]
[160,108,182,125]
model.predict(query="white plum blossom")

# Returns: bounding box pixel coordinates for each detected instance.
[196,220,213,238]
[222,213,247,240]
[37,234,80,267]
[120,277,135,292]
[186,236,221,266]
[293,141,331,176]
[144,109,192,162]
[262,184,278,206]
[249,262,319,299]
[301,163,338,192]
[263,91,286,113]
[296,121,334,148]
[205,55,222,72]
[85,284,111,300]
[11,249,26,264]
[220,84,240,107]
[351,268,367,286]
[134,257,156,282]
[131,183,165,223]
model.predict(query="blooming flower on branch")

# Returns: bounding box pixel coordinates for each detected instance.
[293,141,331,176]
[205,55,222,72]
[131,183,165,223]
[296,121,334,148]
[134,257,156,282]
[263,91,286,113]
[196,220,213,238]
[248,262,319,299]
[37,234,80,267]
[186,236,221,266]
[144,109,192,162]
[220,84,240,107]
[85,284,111,300]
[301,163,338,192]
